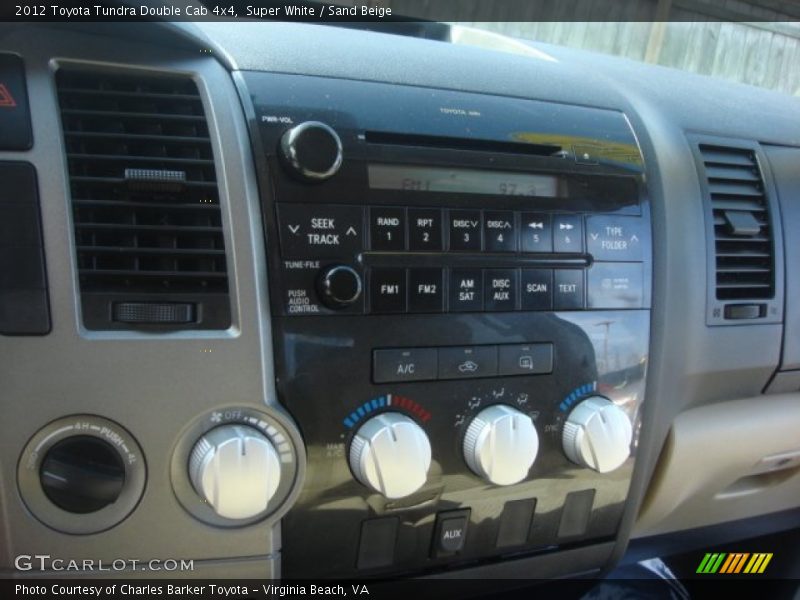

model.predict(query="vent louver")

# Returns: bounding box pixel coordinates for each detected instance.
[56,69,230,330]
[698,144,775,302]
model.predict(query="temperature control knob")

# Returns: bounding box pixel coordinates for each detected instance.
[317,265,362,309]
[349,412,431,499]
[463,405,539,486]
[279,121,343,182]
[562,396,632,473]
[189,425,280,520]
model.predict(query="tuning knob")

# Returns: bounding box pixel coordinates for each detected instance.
[349,412,431,499]
[189,425,280,520]
[279,121,343,182]
[317,265,362,309]
[562,396,632,473]
[463,405,539,486]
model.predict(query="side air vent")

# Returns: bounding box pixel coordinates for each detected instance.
[695,139,783,325]
[56,69,231,330]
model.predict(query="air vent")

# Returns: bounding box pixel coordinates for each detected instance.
[698,143,775,302]
[56,69,230,330]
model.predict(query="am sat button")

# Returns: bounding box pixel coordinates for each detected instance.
[438,346,498,380]
[373,348,437,383]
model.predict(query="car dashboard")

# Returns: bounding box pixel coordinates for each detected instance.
[1,20,799,581]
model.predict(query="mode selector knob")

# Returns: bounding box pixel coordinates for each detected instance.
[463,405,539,486]
[279,121,343,182]
[349,412,431,499]
[189,425,281,520]
[317,265,362,309]
[562,396,632,473]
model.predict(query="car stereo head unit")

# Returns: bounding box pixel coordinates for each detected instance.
[242,71,651,578]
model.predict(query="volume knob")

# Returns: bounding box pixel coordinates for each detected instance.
[463,405,539,486]
[279,121,343,182]
[349,413,431,499]
[189,425,280,520]
[562,396,632,473]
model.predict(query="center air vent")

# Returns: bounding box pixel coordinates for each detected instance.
[695,139,783,325]
[56,69,231,330]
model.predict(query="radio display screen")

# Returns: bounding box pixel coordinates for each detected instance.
[368,164,563,197]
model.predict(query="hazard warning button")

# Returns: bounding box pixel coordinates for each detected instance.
[0,54,32,151]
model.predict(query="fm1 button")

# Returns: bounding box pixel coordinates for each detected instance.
[373,348,438,383]
[433,509,470,557]
[369,268,406,313]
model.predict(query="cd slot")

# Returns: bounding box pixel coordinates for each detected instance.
[360,252,590,269]
[364,130,563,157]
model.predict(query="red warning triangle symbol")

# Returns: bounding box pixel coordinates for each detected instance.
[0,84,17,108]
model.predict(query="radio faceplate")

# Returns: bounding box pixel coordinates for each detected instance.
[243,72,651,578]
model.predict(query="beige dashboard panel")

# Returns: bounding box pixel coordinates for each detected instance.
[634,392,800,537]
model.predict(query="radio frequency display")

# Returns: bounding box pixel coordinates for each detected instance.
[368,164,561,197]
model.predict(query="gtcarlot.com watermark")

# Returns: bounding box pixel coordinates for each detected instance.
[15,554,194,572]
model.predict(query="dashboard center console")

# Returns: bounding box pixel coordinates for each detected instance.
[242,72,652,577]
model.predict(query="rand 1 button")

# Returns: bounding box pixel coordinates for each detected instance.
[373,348,438,383]
[484,269,518,311]
[449,268,483,312]
[409,269,444,313]
[438,346,498,380]
[585,216,644,261]
[554,269,585,310]
[432,509,470,557]
[498,343,553,376]
[520,213,553,253]
[408,208,443,251]
[484,211,517,252]
[587,262,644,309]
[448,210,482,251]
[277,203,364,259]
[369,268,406,313]
[553,214,583,253]
[521,269,553,311]
[369,206,406,251]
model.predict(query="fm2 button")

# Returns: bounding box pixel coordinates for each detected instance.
[432,509,470,557]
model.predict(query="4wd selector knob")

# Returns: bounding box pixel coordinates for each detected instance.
[463,405,539,486]
[189,425,281,520]
[562,396,632,473]
[279,121,343,182]
[318,265,362,309]
[349,412,431,499]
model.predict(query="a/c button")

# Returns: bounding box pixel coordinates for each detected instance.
[373,347,438,383]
